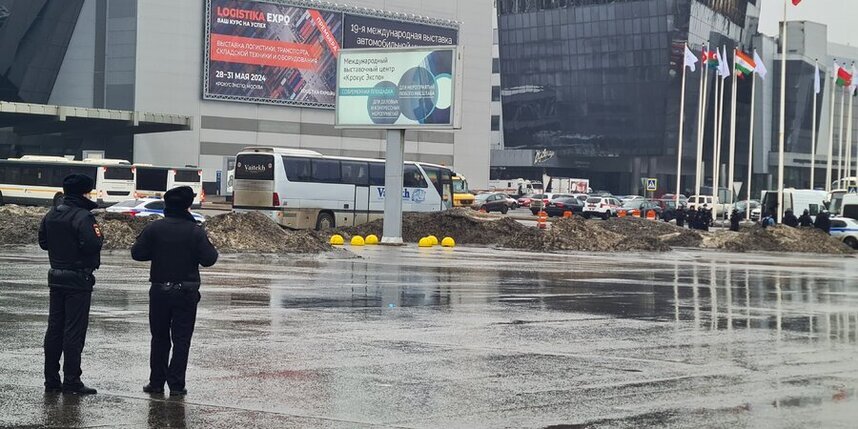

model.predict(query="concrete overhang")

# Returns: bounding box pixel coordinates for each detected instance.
[0,101,192,136]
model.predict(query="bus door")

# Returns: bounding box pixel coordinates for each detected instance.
[439,168,453,209]
[342,161,370,226]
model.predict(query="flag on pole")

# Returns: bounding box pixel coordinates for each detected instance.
[792,0,802,5]
[735,50,756,76]
[683,45,698,72]
[719,46,731,78]
[851,65,858,95]
[753,51,768,80]
[836,67,853,87]
[814,62,821,94]
[702,49,718,69]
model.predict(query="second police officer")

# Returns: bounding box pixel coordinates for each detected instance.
[131,186,218,396]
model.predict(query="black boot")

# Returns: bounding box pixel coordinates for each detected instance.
[143,383,165,394]
[169,388,188,397]
[62,383,97,395]
[44,382,62,393]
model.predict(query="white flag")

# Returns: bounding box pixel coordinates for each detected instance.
[814,63,821,94]
[753,51,767,80]
[833,61,840,81]
[683,45,698,72]
[852,65,858,95]
[719,46,731,78]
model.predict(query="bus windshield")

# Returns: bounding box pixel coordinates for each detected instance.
[453,177,468,193]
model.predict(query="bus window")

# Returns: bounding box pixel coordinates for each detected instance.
[235,155,274,181]
[369,163,385,186]
[104,166,133,180]
[341,161,369,185]
[421,166,443,196]
[404,165,428,188]
[283,156,311,182]
[174,169,199,183]
[137,168,169,191]
[312,159,341,183]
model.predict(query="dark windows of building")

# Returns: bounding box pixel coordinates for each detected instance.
[491,115,501,131]
[492,58,500,73]
[492,86,501,101]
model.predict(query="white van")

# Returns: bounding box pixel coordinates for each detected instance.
[760,189,827,219]
[840,193,858,220]
[687,195,728,217]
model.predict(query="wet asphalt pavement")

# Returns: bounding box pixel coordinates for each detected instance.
[1,245,857,428]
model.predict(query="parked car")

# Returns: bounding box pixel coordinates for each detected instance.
[582,196,622,219]
[517,195,534,208]
[530,193,573,212]
[618,199,662,219]
[106,198,206,222]
[543,197,585,217]
[656,198,687,222]
[830,217,858,249]
[500,193,518,209]
[734,200,760,218]
[620,195,644,202]
[472,192,510,214]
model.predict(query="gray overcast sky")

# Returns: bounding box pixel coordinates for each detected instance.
[759,0,858,46]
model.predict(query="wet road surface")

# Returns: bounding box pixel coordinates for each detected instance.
[1,245,857,428]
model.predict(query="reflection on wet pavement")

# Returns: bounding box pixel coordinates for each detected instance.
[0,245,856,428]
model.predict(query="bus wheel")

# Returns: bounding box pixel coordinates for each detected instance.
[53,193,64,208]
[316,212,335,231]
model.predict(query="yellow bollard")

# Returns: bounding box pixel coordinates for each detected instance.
[427,235,439,246]
[350,236,365,246]
[365,234,379,245]
[418,237,434,247]
[441,237,456,247]
[329,234,345,245]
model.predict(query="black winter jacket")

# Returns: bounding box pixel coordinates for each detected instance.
[38,195,104,290]
[131,209,218,284]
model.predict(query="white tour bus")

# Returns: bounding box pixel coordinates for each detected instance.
[133,165,204,206]
[232,147,454,229]
[0,156,135,207]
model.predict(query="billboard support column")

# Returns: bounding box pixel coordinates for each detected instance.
[382,129,406,245]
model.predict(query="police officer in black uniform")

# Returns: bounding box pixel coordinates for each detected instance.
[38,174,104,395]
[131,186,218,396]
[798,209,814,227]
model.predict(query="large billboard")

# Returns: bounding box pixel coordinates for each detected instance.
[203,0,459,109]
[335,47,461,129]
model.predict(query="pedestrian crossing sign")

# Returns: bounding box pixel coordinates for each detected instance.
[646,178,658,192]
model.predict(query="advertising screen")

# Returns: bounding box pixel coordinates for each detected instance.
[342,14,458,49]
[204,0,343,108]
[336,47,460,129]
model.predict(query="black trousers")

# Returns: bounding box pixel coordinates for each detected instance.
[149,286,199,390]
[44,288,92,387]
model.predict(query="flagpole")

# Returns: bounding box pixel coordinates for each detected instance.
[695,46,709,198]
[712,62,720,200]
[776,0,787,224]
[728,48,739,206]
[810,59,818,189]
[827,62,837,192]
[714,47,727,214]
[675,44,690,205]
[838,86,846,183]
[746,63,757,220]
[847,81,854,185]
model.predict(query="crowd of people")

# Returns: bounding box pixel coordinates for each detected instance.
[672,206,713,231]
[756,209,832,234]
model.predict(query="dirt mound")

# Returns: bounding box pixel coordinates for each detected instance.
[503,216,671,252]
[333,208,533,244]
[206,211,331,253]
[0,205,45,246]
[600,216,704,248]
[94,212,156,250]
[704,225,854,254]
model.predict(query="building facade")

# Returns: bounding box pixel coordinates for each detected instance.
[0,0,492,191]
[494,0,758,195]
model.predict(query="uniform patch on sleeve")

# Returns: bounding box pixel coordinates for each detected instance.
[93,224,102,238]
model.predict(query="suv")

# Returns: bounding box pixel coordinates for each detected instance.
[583,196,622,219]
